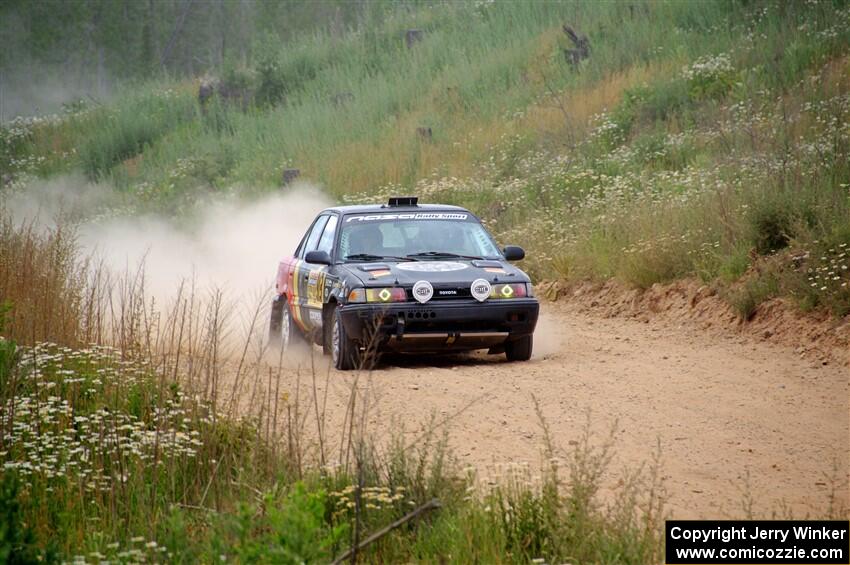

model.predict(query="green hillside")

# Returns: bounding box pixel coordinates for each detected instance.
[2,0,849,315]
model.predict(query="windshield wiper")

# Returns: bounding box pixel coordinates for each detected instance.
[406,251,485,260]
[344,253,417,262]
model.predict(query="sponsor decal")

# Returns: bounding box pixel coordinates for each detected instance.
[345,213,468,222]
[412,280,434,303]
[308,310,322,324]
[438,289,457,295]
[290,260,302,325]
[470,278,491,302]
[396,261,468,272]
[306,269,326,307]
[370,269,392,277]
[484,267,506,274]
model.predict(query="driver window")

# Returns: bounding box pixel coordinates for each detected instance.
[300,215,329,258]
[316,215,338,255]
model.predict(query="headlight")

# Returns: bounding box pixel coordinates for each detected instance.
[348,287,407,303]
[489,283,528,299]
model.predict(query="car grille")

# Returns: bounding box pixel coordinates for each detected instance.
[405,285,472,300]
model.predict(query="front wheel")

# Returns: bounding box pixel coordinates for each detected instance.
[331,307,360,370]
[505,334,533,362]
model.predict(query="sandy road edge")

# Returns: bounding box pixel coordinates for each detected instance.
[538,278,850,367]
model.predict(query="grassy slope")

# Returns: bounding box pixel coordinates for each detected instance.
[3,1,849,317]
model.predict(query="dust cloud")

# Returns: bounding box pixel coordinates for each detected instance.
[7,175,332,304]
[77,184,331,303]
[530,309,563,359]
[0,58,112,121]
[5,174,121,222]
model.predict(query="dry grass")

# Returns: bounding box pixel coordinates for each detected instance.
[0,214,94,345]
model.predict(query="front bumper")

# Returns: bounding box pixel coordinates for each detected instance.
[339,298,539,352]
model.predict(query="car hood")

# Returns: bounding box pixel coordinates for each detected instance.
[340,259,530,286]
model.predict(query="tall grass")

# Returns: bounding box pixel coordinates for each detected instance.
[0,215,92,346]
[77,89,197,181]
[6,1,784,197]
[0,211,671,562]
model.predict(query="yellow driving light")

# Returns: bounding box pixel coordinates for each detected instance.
[350,287,407,303]
[489,283,527,299]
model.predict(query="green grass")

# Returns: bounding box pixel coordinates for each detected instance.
[0,325,666,563]
[1,2,784,193]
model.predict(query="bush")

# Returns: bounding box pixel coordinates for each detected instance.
[253,35,287,108]
[727,273,780,320]
[640,79,691,122]
[793,230,850,316]
[746,191,816,256]
[218,64,256,110]
[0,474,50,564]
[749,204,793,255]
[224,484,348,564]
[682,53,736,100]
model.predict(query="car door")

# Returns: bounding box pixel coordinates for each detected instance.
[301,214,339,333]
[291,214,328,332]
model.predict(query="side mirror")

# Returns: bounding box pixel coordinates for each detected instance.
[304,250,332,265]
[503,245,525,261]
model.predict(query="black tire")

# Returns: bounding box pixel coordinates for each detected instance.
[269,297,305,352]
[322,306,333,355]
[505,334,533,362]
[331,306,359,370]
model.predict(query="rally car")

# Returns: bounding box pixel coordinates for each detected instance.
[269,197,539,370]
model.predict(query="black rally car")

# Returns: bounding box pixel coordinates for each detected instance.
[269,197,539,369]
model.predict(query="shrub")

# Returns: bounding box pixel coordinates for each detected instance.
[746,191,816,256]
[682,53,736,100]
[793,231,850,316]
[224,484,348,564]
[254,35,287,108]
[749,204,793,255]
[640,78,691,122]
[0,474,50,565]
[0,118,35,176]
[218,64,256,110]
[727,273,780,320]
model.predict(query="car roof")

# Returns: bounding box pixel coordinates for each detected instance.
[321,203,471,215]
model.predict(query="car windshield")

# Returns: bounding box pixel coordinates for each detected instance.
[339,215,502,261]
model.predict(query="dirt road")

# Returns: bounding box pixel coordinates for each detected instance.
[268,302,849,518]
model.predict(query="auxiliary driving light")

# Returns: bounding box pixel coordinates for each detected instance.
[489,283,528,299]
[348,287,407,303]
